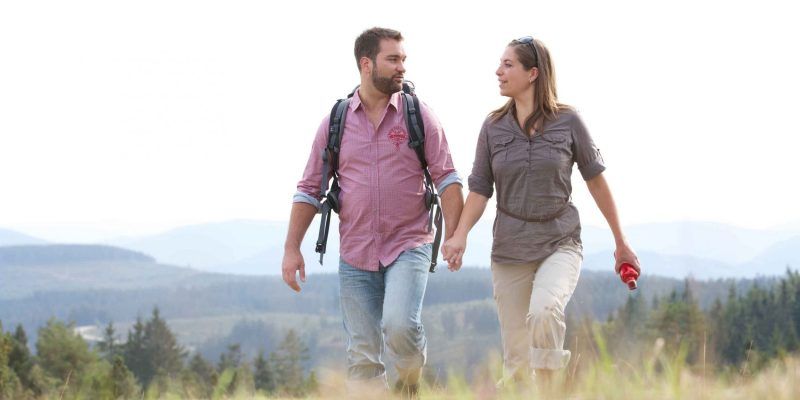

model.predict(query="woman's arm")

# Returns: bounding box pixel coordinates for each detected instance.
[441,191,490,271]
[586,172,641,273]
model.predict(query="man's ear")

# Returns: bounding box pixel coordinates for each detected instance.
[360,57,372,74]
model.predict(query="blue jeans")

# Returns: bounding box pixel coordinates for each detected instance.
[338,243,431,389]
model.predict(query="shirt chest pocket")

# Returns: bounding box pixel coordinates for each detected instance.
[490,134,515,162]
[540,132,572,163]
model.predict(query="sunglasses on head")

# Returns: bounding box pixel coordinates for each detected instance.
[513,36,539,67]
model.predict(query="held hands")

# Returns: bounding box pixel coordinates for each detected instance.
[614,241,641,275]
[441,234,467,271]
[281,247,306,292]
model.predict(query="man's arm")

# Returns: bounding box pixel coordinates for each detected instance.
[439,183,464,241]
[417,104,464,247]
[442,191,489,270]
[282,116,330,292]
[282,202,318,292]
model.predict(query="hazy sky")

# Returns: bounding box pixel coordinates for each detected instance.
[1,0,798,241]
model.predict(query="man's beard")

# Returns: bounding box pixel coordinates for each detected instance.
[372,73,402,95]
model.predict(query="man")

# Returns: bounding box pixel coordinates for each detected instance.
[281,27,463,396]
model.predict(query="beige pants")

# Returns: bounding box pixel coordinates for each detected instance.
[491,242,582,382]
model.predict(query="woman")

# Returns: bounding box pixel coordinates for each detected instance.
[442,36,640,385]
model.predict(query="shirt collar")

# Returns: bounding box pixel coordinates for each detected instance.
[350,89,401,112]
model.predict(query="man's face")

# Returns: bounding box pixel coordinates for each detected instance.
[369,39,406,95]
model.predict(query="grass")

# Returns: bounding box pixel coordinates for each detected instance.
[300,355,800,400]
[196,353,799,400]
[44,350,800,399]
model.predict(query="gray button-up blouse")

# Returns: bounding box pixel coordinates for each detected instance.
[467,109,605,265]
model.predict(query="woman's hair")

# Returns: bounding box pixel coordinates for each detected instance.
[490,38,571,134]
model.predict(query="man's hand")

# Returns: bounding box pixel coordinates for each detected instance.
[441,234,466,271]
[282,247,306,292]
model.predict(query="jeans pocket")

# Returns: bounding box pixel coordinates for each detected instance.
[412,243,433,263]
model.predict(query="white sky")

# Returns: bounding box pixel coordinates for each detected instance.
[1,0,799,241]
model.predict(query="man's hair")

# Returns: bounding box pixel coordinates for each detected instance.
[354,27,403,71]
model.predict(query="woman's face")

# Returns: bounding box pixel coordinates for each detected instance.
[496,46,533,99]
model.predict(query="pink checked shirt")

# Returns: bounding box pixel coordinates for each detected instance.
[294,90,461,271]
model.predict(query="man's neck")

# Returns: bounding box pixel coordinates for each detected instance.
[358,83,391,113]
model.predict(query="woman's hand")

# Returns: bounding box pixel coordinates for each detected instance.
[442,234,467,271]
[614,241,640,274]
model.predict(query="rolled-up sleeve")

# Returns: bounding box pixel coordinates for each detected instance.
[570,112,606,181]
[421,104,462,194]
[467,120,494,198]
[294,116,331,212]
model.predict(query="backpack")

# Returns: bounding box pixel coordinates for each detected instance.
[314,81,442,272]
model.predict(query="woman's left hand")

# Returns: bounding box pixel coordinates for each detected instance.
[614,242,640,274]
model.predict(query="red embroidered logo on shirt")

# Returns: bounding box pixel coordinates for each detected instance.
[388,126,408,149]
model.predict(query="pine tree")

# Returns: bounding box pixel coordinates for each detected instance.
[270,329,310,396]
[96,321,119,362]
[0,322,22,399]
[218,343,243,372]
[651,282,706,364]
[8,325,35,394]
[109,355,139,399]
[230,363,255,397]
[35,317,96,397]
[188,353,217,398]
[141,307,185,387]
[602,292,650,359]
[123,316,148,385]
[253,350,275,394]
[715,285,748,365]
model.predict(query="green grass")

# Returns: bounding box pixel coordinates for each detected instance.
[299,355,800,400]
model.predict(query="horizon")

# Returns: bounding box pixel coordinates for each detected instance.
[4,217,800,244]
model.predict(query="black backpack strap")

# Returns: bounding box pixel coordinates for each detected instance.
[315,97,350,265]
[401,86,442,273]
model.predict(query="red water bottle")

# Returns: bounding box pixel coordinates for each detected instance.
[619,263,639,290]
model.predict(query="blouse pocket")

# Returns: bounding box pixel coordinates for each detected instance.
[541,132,571,163]
[490,134,515,162]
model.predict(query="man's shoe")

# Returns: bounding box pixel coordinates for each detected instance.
[393,380,419,399]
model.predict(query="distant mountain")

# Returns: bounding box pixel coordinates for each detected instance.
[0,228,47,246]
[452,220,799,278]
[7,219,795,279]
[109,220,288,269]
[570,221,798,265]
[0,244,154,266]
[129,219,800,278]
[582,250,738,280]
[0,244,235,300]
[623,221,795,265]
[211,220,789,279]
[744,235,800,276]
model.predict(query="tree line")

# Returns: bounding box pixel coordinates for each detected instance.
[569,269,800,377]
[3,268,800,398]
[0,308,316,399]
[2,268,771,340]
